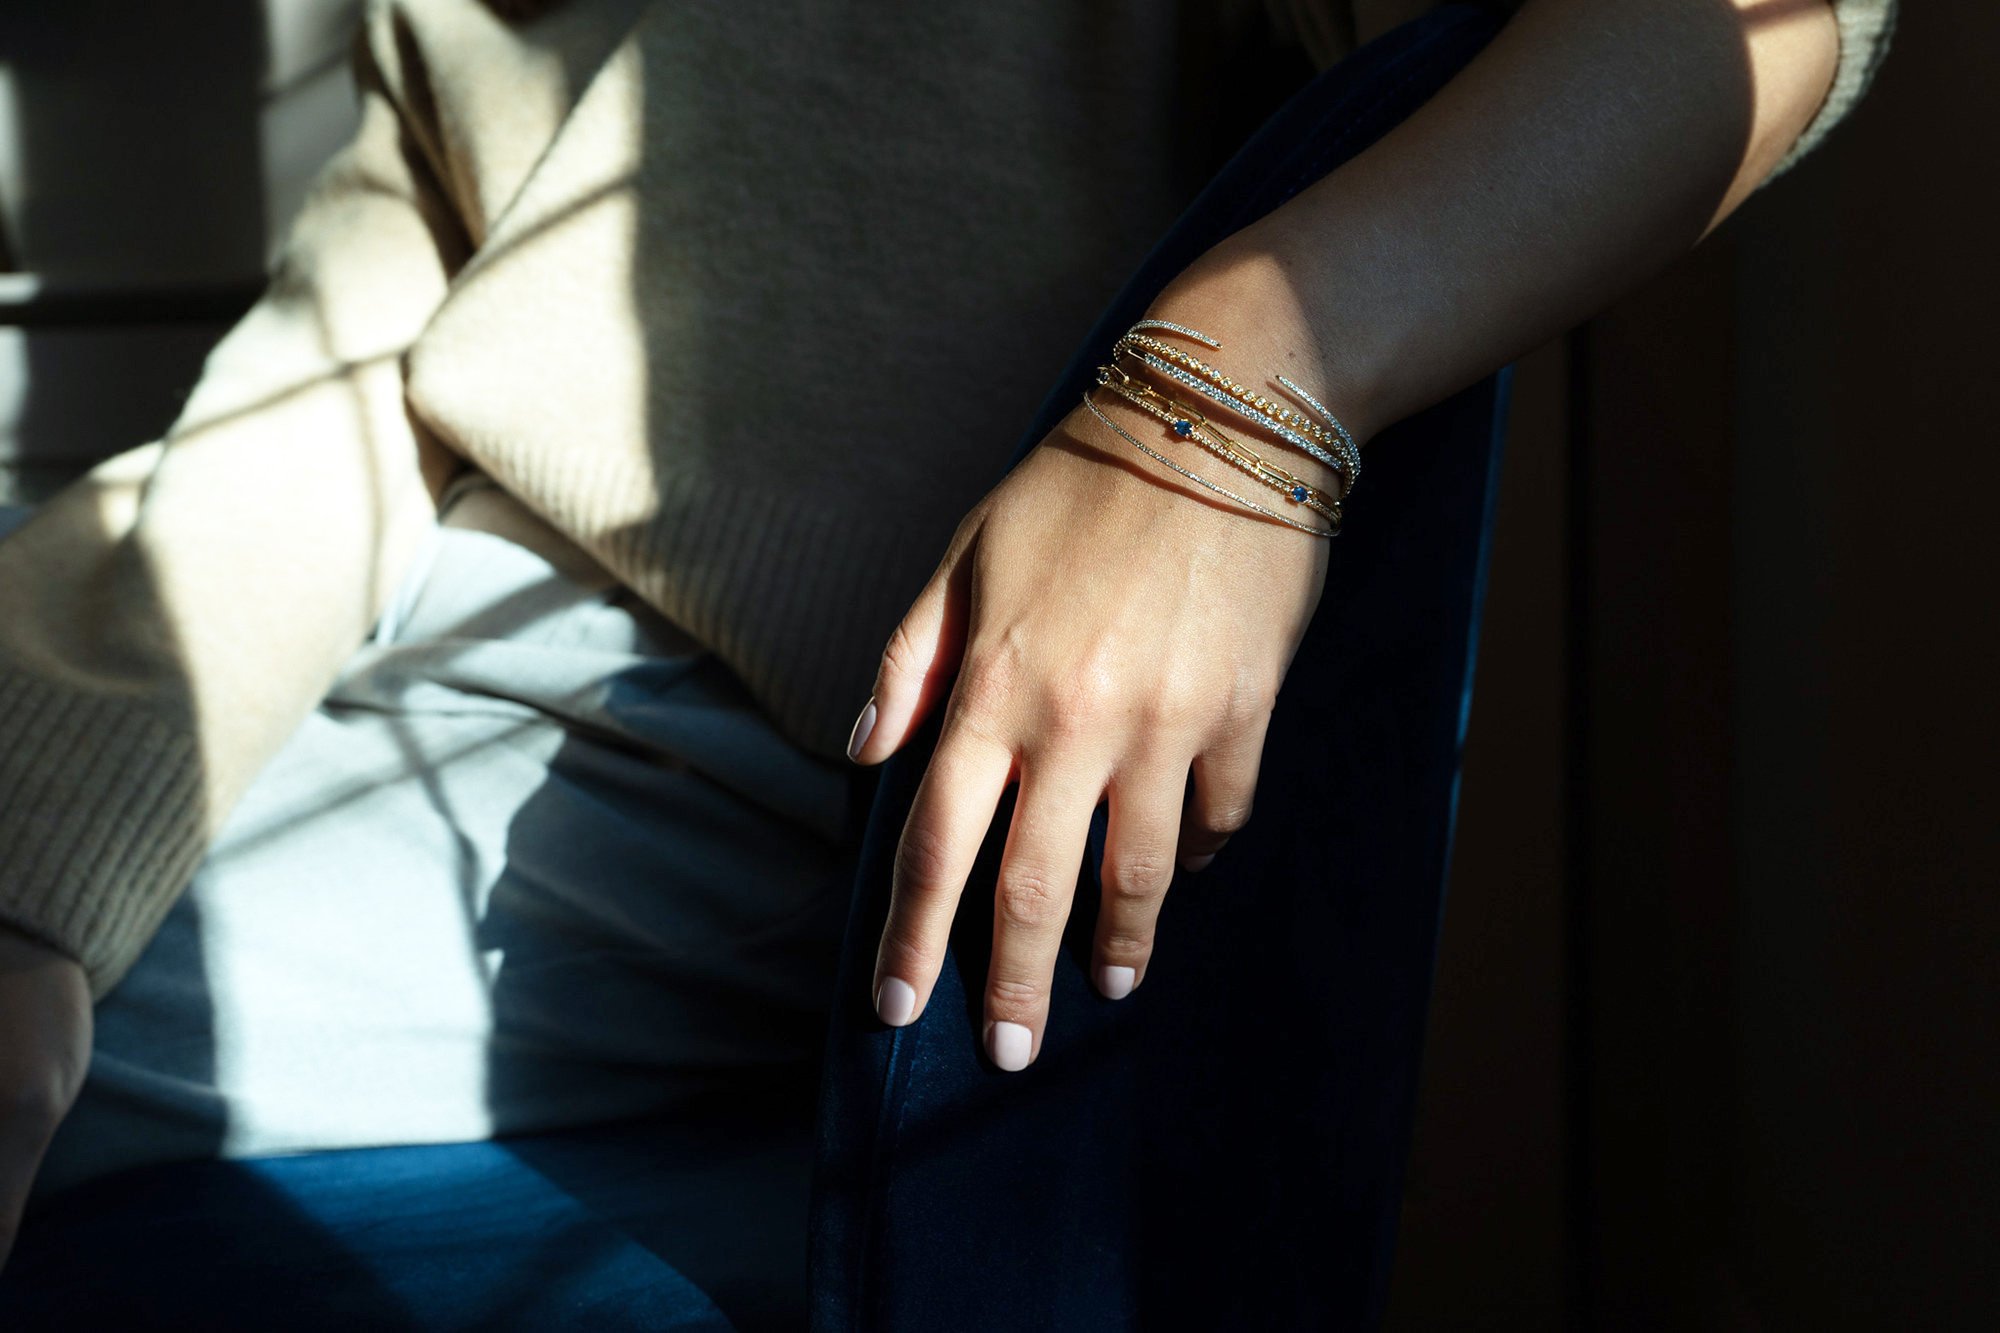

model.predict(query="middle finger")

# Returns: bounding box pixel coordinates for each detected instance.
[984,754,1104,1071]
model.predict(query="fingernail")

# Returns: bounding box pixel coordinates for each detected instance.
[875,975,917,1027]
[845,698,878,762]
[1181,852,1216,873]
[1095,964,1136,1000]
[985,1020,1033,1071]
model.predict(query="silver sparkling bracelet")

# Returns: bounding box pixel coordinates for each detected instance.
[1115,319,1363,489]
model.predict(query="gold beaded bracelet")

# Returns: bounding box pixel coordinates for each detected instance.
[1080,388,1337,539]
[1111,320,1363,490]
[1092,363,1344,527]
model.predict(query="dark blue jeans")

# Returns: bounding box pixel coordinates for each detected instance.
[810,8,1509,1330]
[0,6,1510,1329]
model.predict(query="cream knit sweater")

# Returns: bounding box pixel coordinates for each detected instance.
[0,0,1895,997]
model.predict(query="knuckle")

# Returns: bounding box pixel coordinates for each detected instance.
[1103,847,1172,905]
[875,932,926,978]
[1044,669,1116,738]
[1049,631,1131,722]
[1144,675,1207,732]
[986,974,1044,1015]
[1098,928,1154,962]
[876,895,934,956]
[893,820,956,898]
[995,871,1066,932]
[1201,798,1254,837]
[1223,665,1280,725]
[879,620,927,688]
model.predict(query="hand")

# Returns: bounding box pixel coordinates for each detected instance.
[847,393,1330,1071]
[0,925,90,1273]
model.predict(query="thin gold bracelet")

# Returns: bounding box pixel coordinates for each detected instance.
[1078,387,1338,538]
[1112,321,1363,488]
[1093,364,1344,524]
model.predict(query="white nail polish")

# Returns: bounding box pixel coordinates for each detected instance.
[1096,964,1136,1000]
[986,1020,1033,1071]
[875,976,917,1026]
[845,698,878,762]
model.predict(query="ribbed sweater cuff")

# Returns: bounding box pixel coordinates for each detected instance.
[0,661,209,1000]
[1766,0,1898,181]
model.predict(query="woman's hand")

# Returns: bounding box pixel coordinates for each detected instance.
[0,925,90,1273]
[846,389,1331,1071]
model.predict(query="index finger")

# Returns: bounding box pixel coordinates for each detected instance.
[871,730,1013,1028]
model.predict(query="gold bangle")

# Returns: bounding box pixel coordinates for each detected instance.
[1093,364,1344,524]
[1112,324,1363,488]
[1079,389,1337,538]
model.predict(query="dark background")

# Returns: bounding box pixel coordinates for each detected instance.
[0,3,1991,1327]
[1391,4,1998,1326]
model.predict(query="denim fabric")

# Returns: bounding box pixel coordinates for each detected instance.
[25,468,858,1205]
[808,7,1510,1331]
[3,1117,752,1331]
[0,6,1509,1330]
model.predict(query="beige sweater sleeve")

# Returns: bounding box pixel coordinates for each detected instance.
[0,12,469,998]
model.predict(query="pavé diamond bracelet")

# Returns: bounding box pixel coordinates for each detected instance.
[1112,318,1363,494]
[1091,363,1343,530]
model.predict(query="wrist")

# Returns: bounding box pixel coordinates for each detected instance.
[1142,235,1391,453]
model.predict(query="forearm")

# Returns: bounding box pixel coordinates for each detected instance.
[1149,0,1840,451]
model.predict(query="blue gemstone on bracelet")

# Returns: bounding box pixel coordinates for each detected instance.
[1171,419,1193,436]
[1290,484,1309,502]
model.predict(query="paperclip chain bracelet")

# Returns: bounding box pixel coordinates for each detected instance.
[1078,389,1336,538]
[1092,364,1343,527]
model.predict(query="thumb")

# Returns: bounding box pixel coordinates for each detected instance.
[847,522,979,764]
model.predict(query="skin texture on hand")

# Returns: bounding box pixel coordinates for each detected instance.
[850,0,1839,1071]
[0,925,90,1274]
[849,400,1329,1071]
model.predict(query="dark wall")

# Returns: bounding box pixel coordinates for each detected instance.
[1727,2,1998,1320]
[1393,2,1999,1326]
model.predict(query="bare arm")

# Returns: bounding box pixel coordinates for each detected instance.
[857,0,1847,1068]
[1155,0,1840,460]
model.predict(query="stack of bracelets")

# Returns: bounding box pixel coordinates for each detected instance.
[1079,318,1359,538]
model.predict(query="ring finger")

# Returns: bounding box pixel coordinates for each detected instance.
[1091,758,1188,999]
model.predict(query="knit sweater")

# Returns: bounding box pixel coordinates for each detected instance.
[0,0,1896,997]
